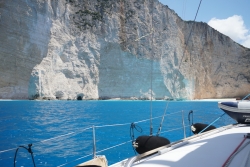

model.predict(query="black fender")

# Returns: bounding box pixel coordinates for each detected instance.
[134,135,170,154]
[191,123,216,134]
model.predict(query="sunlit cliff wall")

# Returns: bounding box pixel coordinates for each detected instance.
[0,0,249,100]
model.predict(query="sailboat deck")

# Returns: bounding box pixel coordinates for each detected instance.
[127,124,250,167]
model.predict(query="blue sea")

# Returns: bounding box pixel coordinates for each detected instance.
[0,100,235,167]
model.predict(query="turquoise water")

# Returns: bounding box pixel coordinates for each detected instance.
[0,100,235,166]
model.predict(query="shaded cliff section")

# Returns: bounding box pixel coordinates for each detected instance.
[0,0,51,99]
[0,0,249,100]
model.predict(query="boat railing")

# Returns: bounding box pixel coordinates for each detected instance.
[0,109,221,167]
[57,110,192,166]
[124,124,235,167]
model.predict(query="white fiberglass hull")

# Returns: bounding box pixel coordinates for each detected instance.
[110,124,250,167]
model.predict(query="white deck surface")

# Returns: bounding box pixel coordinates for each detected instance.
[131,125,250,167]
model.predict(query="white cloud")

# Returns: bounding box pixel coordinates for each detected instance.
[208,15,250,48]
[242,35,250,48]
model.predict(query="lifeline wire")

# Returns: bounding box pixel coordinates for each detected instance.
[160,125,190,135]
[0,127,93,154]
[57,141,131,167]
[2,110,189,167]
[0,111,185,154]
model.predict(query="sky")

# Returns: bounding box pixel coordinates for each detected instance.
[158,0,250,48]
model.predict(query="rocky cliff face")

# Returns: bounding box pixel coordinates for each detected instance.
[0,0,249,100]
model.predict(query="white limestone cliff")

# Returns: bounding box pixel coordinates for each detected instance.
[0,0,249,100]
